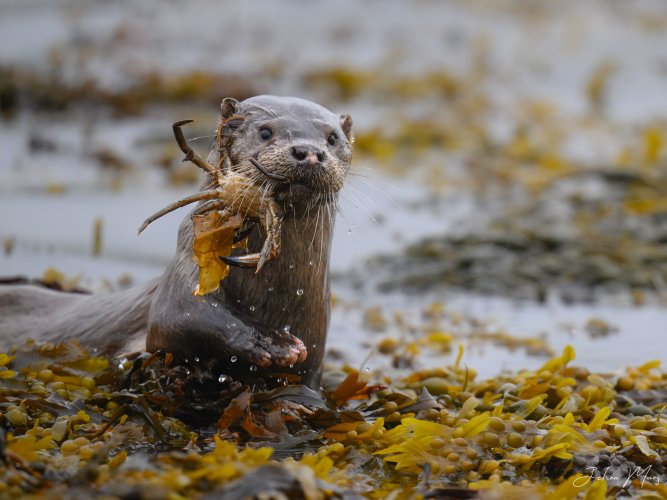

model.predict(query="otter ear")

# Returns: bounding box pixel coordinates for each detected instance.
[340,114,354,142]
[221,97,240,119]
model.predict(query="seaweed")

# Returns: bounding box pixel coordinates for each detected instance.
[0,340,665,498]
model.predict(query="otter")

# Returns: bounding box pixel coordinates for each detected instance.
[0,95,353,388]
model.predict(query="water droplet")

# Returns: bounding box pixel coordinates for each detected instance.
[249,305,255,311]
[236,299,241,303]
[231,322,237,327]
[218,374,228,383]
[230,356,237,363]
[283,325,291,333]
[194,357,200,363]
[296,288,304,296]
[249,365,258,372]
[184,358,189,364]
[185,369,190,375]
[268,287,274,292]
[289,263,295,269]
[309,261,313,266]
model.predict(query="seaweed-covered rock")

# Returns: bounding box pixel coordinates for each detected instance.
[364,170,667,302]
[0,341,666,498]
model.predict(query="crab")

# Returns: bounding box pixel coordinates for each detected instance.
[138,119,286,272]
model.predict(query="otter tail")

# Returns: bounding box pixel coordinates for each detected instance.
[0,280,158,355]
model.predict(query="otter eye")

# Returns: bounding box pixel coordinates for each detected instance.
[259,127,272,140]
[327,133,337,146]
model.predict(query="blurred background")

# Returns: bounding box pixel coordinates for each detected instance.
[1,0,666,378]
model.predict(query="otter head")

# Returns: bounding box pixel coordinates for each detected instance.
[219,95,353,209]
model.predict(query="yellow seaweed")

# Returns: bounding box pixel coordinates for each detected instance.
[192,211,244,296]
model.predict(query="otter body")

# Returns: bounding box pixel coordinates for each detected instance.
[0,96,353,388]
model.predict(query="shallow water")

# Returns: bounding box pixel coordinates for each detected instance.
[328,285,667,380]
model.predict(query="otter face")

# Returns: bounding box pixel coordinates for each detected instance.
[221,96,353,207]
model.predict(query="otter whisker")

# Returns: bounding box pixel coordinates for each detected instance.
[290,186,302,231]
[232,182,258,220]
[227,165,264,210]
[325,194,337,267]
[307,195,321,252]
[315,201,324,271]
[244,174,269,208]
[309,197,322,262]
[259,179,273,215]
[303,191,319,228]
[349,164,384,175]
[344,179,383,208]
[333,193,358,259]
[340,186,382,230]
[186,133,218,143]
[347,174,401,208]
[317,195,333,274]
[230,178,254,208]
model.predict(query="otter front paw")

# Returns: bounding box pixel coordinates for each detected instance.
[246,330,308,368]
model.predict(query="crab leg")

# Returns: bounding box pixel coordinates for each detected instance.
[249,158,288,182]
[191,199,226,217]
[173,120,226,186]
[137,189,220,234]
[221,201,283,271]
[257,201,282,271]
[233,223,255,244]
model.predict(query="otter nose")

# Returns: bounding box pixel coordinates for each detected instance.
[291,145,324,166]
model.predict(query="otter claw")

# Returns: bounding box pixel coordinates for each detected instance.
[233,224,255,244]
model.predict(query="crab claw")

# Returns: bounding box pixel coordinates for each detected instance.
[221,254,260,269]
